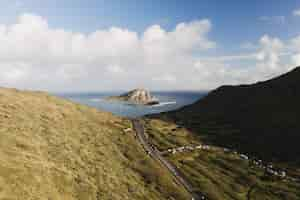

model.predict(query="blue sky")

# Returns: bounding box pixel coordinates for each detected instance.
[0,0,300,91]
[5,1,298,38]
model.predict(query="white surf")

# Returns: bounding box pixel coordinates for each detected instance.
[151,101,177,107]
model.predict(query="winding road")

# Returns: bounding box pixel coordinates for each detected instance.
[132,119,205,200]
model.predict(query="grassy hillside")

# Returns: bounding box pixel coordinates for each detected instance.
[144,118,300,200]
[160,66,300,166]
[0,88,190,200]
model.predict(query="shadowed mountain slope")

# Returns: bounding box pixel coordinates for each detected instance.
[162,66,300,165]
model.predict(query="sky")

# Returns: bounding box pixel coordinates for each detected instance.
[0,0,300,92]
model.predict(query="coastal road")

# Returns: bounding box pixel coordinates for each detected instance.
[132,119,205,200]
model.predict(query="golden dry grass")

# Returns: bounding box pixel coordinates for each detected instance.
[0,88,189,200]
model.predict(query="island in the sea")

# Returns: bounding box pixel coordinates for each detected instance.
[107,88,159,105]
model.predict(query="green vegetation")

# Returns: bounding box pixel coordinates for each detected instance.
[144,119,201,151]
[162,66,300,166]
[144,118,300,200]
[0,88,189,200]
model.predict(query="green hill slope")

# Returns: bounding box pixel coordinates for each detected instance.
[143,118,300,200]
[0,88,189,200]
[160,66,300,165]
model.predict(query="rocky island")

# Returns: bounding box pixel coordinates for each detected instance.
[108,88,159,105]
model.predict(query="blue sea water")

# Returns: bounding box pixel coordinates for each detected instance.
[58,91,207,118]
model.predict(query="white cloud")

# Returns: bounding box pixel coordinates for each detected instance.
[293,9,300,16]
[0,13,298,92]
[292,54,300,65]
[241,42,257,50]
[106,65,125,74]
[290,36,300,50]
[0,13,216,91]
[152,74,177,84]
[191,34,297,89]
[252,35,295,80]
[290,36,300,66]
[1,63,28,83]
[256,35,284,70]
[142,20,215,65]
[192,59,252,89]
[259,16,285,24]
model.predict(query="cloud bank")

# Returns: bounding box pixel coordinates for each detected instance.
[0,13,298,91]
[293,9,300,16]
[259,16,285,24]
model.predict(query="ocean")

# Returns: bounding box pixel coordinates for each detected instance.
[58,91,207,118]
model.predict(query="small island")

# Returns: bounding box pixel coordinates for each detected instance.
[108,88,159,105]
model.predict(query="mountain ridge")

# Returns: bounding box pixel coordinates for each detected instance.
[158,66,300,165]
